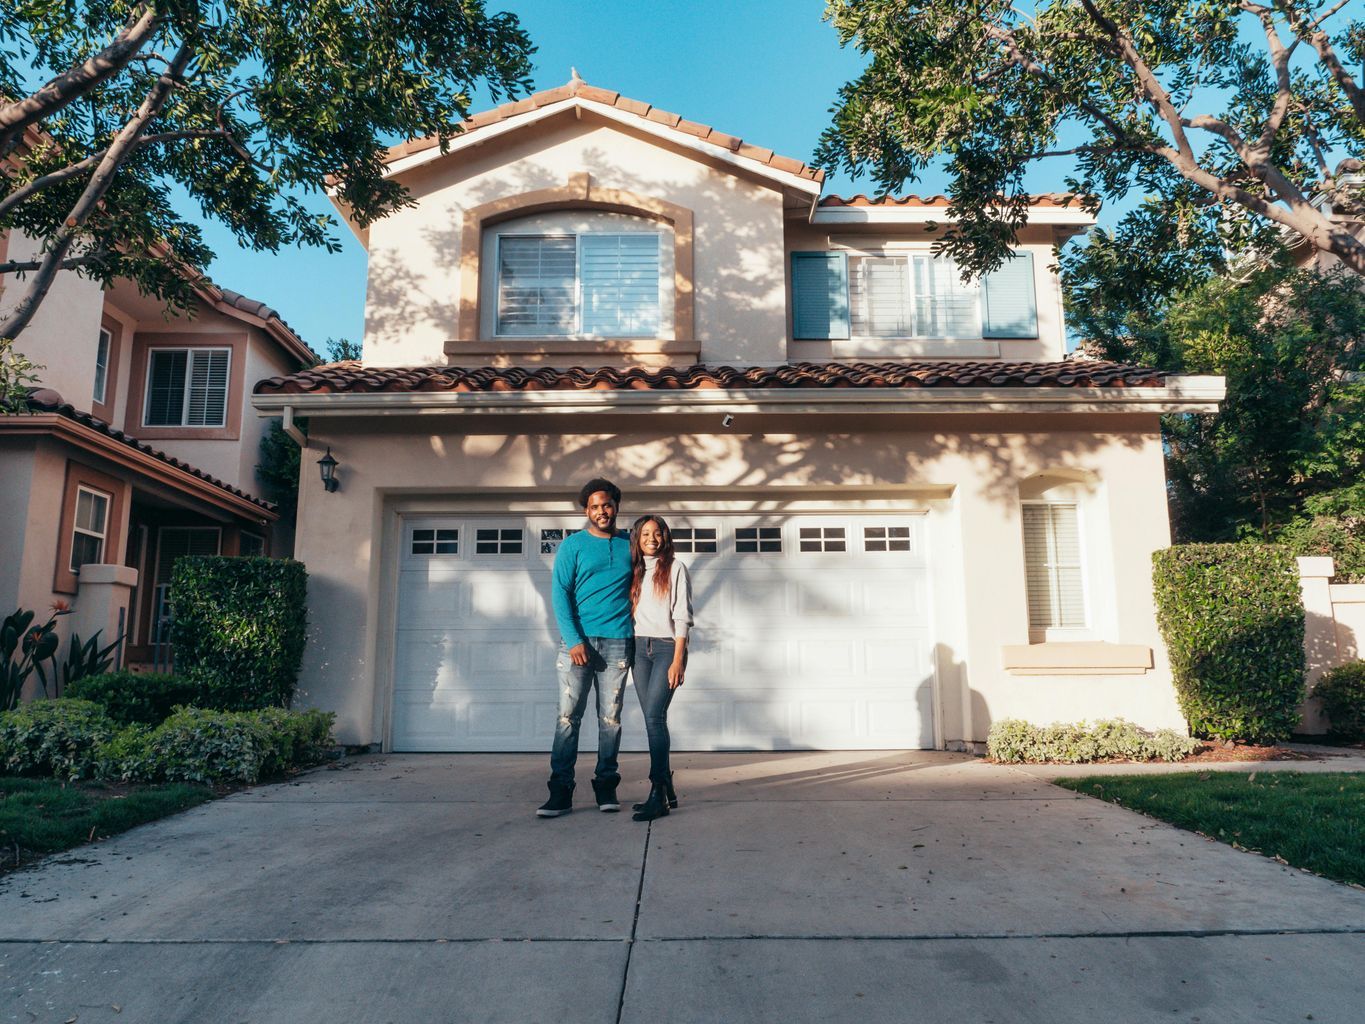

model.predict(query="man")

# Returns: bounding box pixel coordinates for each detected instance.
[537,478,634,818]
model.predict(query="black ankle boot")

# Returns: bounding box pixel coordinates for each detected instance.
[635,772,677,811]
[632,782,670,822]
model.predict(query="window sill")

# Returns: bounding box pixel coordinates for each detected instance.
[445,337,700,361]
[131,424,237,441]
[1001,642,1154,676]
[831,338,1001,359]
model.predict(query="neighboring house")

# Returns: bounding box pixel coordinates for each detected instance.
[254,76,1224,752]
[0,232,313,672]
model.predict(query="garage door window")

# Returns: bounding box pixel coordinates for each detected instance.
[475,528,524,555]
[735,527,782,553]
[412,528,459,555]
[864,526,912,552]
[673,527,718,553]
[799,526,847,552]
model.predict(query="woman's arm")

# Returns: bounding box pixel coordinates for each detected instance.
[669,561,693,688]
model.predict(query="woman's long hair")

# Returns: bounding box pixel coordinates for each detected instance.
[629,515,675,608]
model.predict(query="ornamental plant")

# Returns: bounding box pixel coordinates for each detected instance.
[1152,544,1305,742]
[1314,662,1365,740]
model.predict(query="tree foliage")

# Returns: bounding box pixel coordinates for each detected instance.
[818,1,1365,278]
[0,0,534,342]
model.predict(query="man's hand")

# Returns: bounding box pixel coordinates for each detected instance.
[569,643,590,666]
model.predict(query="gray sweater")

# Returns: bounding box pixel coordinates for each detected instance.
[634,556,693,640]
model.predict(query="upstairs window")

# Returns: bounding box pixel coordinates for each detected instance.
[497,233,660,338]
[93,327,111,404]
[792,250,1037,340]
[1022,503,1087,629]
[144,348,230,427]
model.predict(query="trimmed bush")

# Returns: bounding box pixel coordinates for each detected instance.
[1152,544,1305,743]
[0,699,116,779]
[94,723,156,783]
[249,707,335,777]
[987,718,1199,764]
[1315,662,1365,740]
[169,557,308,710]
[66,671,200,725]
[132,707,335,785]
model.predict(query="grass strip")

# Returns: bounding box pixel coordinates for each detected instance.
[1056,771,1365,887]
[0,777,212,872]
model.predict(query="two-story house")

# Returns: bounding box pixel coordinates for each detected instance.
[0,229,313,673]
[254,77,1224,752]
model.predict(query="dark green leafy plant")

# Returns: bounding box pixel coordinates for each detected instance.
[169,557,308,710]
[1314,662,1365,740]
[0,698,115,779]
[2,607,61,710]
[1152,544,1306,742]
[133,706,334,784]
[34,628,124,697]
[66,670,199,725]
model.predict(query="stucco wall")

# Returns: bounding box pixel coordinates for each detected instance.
[287,412,1183,746]
[364,115,790,366]
[0,442,38,612]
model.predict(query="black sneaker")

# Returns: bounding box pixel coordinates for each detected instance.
[536,783,573,818]
[591,778,621,812]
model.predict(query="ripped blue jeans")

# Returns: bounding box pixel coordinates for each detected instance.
[548,636,634,788]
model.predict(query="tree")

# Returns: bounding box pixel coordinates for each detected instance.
[323,337,361,362]
[817,1,1365,279]
[0,0,533,344]
[1155,263,1364,541]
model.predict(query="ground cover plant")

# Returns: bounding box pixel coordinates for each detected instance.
[0,776,211,874]
[1057,772,1365,887]
[987,718,1199,763]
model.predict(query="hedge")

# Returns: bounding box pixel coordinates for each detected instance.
[0,699,114,779]
[1314,662,1365,740]
[170,557,308,710]
[1152,543,1305,743]
[66,671,200,726]
[987,718,1199,764]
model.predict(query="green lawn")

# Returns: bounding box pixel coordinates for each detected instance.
[1057,772,1365,887]
[0,777,212,874]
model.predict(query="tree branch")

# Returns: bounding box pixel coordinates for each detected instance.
[0,43,194,342]
[0,252,107,274]
[1282,1,1365,124]
[1238,1,1295,155]
[0,6,162,153]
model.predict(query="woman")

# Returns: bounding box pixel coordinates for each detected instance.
[628,514,693,822]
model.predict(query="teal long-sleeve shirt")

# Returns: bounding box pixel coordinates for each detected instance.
[551,529,634,649]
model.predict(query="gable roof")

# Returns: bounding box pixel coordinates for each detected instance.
[381,75,824,188]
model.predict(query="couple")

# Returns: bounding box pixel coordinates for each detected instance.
[537,478,692,823]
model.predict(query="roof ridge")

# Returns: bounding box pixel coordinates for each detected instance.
[384,75,824,184]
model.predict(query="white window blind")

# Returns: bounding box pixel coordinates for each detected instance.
[846,254,980,339]
[497,236,577,336]
[580,234,659,336]
[1022,504,1086,629]
[145,349,229,427]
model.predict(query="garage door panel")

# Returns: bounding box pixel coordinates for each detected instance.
[391,513,938,751]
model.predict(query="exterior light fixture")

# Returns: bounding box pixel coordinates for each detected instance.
[317,447,339,493]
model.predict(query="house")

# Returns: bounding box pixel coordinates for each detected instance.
[0,231,314,674]
[254,77,1224,752]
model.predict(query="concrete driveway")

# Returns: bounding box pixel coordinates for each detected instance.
[2,751,1363,1023]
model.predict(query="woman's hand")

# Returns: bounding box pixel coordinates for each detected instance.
[667,657,685,689]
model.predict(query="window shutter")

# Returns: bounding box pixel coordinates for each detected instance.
[791,252,849,340]
[186,350,229,426]
[982,251,1038,338]
[580,234,660,336]
[1022,504,1086,629]
[93,328,110,404]
[145,350,187,426]
[849,256,910,337]
[498,236,577,336]
[913,256,981,339]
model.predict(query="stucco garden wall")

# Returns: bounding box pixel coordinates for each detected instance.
[287,412,1183,747]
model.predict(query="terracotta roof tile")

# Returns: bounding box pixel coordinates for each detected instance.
[255,360,1169,397]
[819,193,1083,208]
[20,391,276,512]
[384,77,825,184]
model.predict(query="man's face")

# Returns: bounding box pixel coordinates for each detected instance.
[583,490,618,535]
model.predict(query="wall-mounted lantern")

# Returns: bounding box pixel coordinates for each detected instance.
[317,447,339,493]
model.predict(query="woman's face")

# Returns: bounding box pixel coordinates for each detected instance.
[637,520,663,556]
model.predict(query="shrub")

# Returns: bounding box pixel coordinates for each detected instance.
[94,723,156,783]
[66,671,200,726]
[0,699,115,779]
[987,718,1200,764]
[1152,544,1305,743]
[133,706,335,785]
[1314,662,1365,740]
[169,557,308,710]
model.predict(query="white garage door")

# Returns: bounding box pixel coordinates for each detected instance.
[391,512,938,751]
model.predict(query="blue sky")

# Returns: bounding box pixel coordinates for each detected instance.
[193,1,1050,354]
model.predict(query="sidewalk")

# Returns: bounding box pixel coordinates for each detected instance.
[2,751,1363,1023]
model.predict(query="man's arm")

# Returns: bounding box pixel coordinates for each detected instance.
[551,541,589,664]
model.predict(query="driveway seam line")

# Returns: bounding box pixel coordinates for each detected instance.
[615,819,651,1024]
